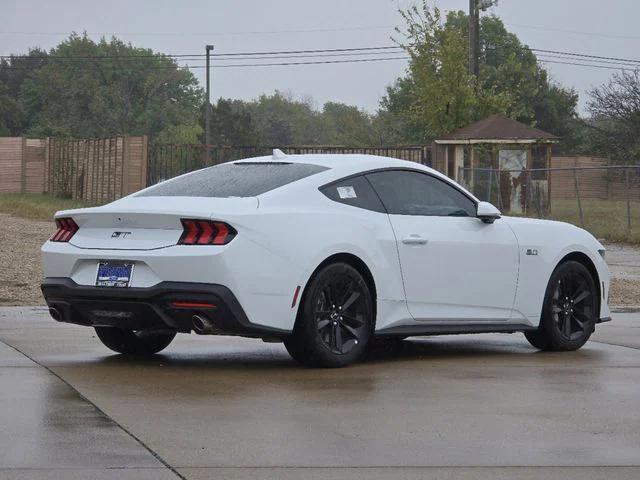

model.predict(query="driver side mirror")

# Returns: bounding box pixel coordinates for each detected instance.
[477,201,501,224]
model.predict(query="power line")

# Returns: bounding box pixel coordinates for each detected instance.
[506,22,640,41]
[214,46,403,57]
[1,55,410,71]
[1,50,405,66]
[536,54,640,69]
[537,59,629,71]
[1,42,639,73]
[190,50,406,62]
[0,45,403,61]
[4,45,638,66]
[531,48,640,65]
[0,25,398,38]
[206,56,409,68]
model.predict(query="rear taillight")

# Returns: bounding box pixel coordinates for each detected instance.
[178,219,236,245]
[50,217,79,242]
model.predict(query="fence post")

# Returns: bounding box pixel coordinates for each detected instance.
[523,170,528,216]
[528,172,542,218]
[626,166,632,232]
[547,167,552,216]
[19,137,27,193]
[492,169,501,211]
[573,168,584,227]
[141,135,149,189]
[121,136,130,197]
[43,138,49,193]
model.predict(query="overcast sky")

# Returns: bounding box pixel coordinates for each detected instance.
[2,0,638,114]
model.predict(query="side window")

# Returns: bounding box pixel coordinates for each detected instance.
[366,170,476,217]
[320,175,386,213]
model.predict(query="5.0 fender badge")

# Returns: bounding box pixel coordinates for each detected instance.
[526,248,538,256]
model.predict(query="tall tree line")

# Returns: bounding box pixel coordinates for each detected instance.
[1,11,637,160]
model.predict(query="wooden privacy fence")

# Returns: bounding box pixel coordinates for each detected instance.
[148,144,431,185]
[0,137,46,193]
[3,137,428,201]
[45,136,147,203]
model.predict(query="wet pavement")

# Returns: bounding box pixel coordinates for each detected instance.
[0,307,639,479]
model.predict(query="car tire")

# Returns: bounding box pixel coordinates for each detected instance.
[94,327,176,355]
[524,260,598,351]
[284,262,374,368]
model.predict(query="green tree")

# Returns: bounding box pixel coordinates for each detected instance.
[0,48,49,135]
[205,93,381,147]
[471,14,580,150]
[206,98,255,145]
[321,102,374,146]
[244,91,324,145]
[386,3,513,142]
[14,33,202,139]
[382,2,579,148]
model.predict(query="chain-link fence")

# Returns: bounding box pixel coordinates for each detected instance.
[458,165,640,243]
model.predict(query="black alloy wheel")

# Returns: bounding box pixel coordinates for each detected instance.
[524,260,597,351]
[285,262,374,367]
[551,267,595,341]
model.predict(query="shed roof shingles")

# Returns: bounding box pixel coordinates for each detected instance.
[436,115,559,142]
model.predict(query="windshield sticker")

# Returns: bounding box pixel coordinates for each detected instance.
[337,186,357,199]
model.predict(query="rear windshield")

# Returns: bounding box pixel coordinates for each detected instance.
[137,162,329,198]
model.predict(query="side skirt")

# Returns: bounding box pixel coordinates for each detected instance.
[375,322,537,337]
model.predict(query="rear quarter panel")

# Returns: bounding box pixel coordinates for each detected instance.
[254,184,408,331]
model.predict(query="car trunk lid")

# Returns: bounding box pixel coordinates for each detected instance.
[58,196,258,250]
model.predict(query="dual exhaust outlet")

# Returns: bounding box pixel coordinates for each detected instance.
[50,306,216,335]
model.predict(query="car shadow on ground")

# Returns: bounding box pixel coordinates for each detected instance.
[84,335,607,372]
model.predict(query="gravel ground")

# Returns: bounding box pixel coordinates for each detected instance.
[1,213,638,307]
[0,214,52,305]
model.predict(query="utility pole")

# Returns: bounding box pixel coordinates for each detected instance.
[468,0,479,77]
[469,0,497,77]
[204,44,214,147]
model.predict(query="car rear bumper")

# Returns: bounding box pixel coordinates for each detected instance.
[41,278,290,338]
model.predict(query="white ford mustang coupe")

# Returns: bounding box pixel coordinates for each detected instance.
[41,152,611,367]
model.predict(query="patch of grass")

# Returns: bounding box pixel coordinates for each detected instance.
[547,199,640,244]
[0,193,88,221]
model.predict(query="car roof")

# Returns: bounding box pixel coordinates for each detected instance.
[234,153,439,179]
[233,153,474,197]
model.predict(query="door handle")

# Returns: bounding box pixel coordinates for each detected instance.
[402,234,428,245]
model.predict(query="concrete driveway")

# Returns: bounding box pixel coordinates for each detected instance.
[0,307,639,480]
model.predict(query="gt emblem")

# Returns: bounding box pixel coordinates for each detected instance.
[526,248,538,256]
[111,231,132,239]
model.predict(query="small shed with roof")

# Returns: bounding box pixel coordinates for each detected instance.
[433,115,559,214]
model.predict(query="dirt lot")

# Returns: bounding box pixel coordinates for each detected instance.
[0,214,53,305]
[1,212,638,307]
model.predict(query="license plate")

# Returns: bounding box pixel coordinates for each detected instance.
[95,262,134,288]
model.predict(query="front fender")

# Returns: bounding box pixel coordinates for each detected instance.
[506,218,610,325]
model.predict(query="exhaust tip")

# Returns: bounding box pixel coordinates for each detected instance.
[48,307,62,322]
[192,314,215,334]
